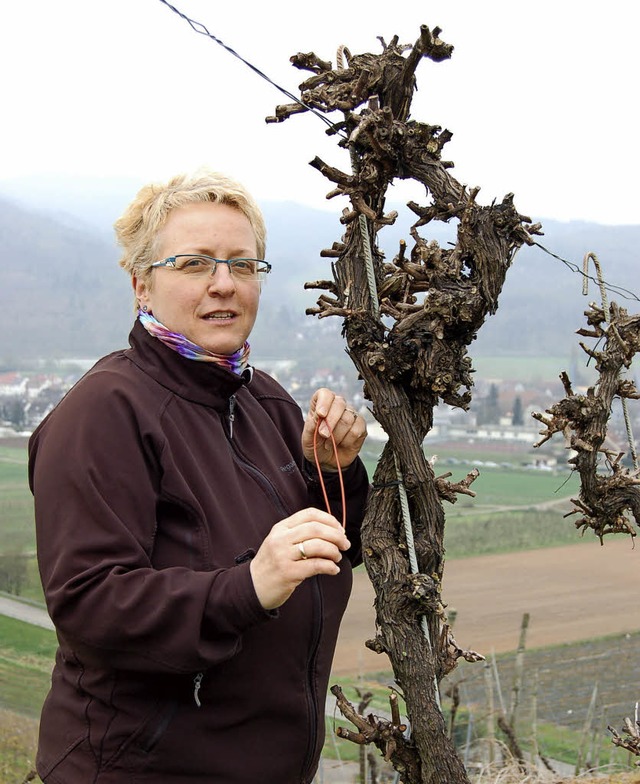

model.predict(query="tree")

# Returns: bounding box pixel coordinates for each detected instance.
[512,395,524,427]
[477,383,501,426]
[0,554,28,596]
[1,397,27,431]
[268,25,540,783]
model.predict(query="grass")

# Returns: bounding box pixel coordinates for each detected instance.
[0,445,34,556]
[452,469,579,509]
[471,356,596,384]
[443,510,587,559]
[360,462,579,512]
[0,616,57,660]
[0,708,39,784]
[362,443,587,559]
[0,617,55,719]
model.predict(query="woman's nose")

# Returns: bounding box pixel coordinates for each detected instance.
[207,262,237,294]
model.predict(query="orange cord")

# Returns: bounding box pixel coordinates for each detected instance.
[313,417,347,529]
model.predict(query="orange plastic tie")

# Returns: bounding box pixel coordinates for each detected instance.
[313,417,347,529]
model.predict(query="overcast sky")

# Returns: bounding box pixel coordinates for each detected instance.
[1,0,638,225]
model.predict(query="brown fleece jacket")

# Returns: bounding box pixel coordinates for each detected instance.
[29,320,368,784]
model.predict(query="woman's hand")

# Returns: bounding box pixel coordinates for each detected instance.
[249,508,350,610]
[301,388,367,471]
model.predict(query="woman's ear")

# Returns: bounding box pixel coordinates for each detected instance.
[132,274,150,310]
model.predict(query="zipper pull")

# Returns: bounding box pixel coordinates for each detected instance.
[193,672,204,707]
[228,395,236,439]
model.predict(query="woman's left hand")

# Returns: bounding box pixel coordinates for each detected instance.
[302,388,367,471]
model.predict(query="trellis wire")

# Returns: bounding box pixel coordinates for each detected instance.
[156,0,346,138]
[157,1,640,306]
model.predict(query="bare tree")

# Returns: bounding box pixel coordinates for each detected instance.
[268,26,540,783]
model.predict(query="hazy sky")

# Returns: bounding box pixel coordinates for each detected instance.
[1,0,638,225]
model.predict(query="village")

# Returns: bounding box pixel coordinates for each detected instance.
[2,359,635,471]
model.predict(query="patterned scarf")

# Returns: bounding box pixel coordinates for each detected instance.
[138,309,251,375]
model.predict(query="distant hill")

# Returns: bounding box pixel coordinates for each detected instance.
[1,180,638,374]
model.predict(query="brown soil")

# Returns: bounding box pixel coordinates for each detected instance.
[333,537,638,675]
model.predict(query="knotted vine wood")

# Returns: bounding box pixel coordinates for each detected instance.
[269,26,541,784]
[533,300,640,541]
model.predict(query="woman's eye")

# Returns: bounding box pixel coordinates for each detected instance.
[180,257,208,270]
[232,260,256,274]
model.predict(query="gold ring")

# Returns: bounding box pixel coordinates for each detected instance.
[297,542,308,560]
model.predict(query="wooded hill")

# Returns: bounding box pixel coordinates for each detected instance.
[1,190,638,371]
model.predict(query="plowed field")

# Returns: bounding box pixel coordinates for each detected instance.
[333,537,638,675]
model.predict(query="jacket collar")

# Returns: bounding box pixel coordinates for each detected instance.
[126,319,247,410]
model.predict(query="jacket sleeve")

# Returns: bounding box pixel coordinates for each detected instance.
[29,370,273,675]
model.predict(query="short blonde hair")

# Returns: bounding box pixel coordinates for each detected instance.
[114,168,267,287]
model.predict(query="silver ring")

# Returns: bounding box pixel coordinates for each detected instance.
[297,541,308,560]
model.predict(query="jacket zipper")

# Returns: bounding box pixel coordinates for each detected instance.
[193,672,204,707]
[223,399,290,517]
[301,577,324,783]
[227,394,236,439]
[223,391,323,778]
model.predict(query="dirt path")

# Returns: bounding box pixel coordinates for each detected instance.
[333,537,638,675]
[0,594,53,630]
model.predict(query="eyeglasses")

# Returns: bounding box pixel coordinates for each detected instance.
[150,254,272,281]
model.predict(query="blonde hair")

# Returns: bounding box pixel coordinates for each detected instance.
[114,168,267,289]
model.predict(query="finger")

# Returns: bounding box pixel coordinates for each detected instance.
[309,391,349,438]
[292,538,344,564]
[281,507,343,532]
[319,409,366,450]
[306,389,334,437]
[310,388,336,420]
[319,401,351,439]
[290,521,351,550]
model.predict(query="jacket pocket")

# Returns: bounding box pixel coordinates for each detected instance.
[38,732,89,782]
[104,699,180,769]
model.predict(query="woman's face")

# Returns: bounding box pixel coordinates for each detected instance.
[133,202,261,356]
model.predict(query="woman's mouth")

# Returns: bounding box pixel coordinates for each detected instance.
[203,312,235,320]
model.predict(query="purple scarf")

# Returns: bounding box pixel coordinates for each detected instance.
[138,309,250,375]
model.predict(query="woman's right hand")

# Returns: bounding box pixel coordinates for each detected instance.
[249,508,350,610]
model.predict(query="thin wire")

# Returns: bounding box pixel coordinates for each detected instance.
[158,1,640,310]
[533,241,640,303]
[157,0,346,137]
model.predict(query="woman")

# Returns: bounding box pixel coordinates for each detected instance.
[29,169,369,783]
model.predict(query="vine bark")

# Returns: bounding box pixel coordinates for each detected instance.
[269,26,541,783]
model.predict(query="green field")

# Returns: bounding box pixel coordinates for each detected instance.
[0,616,55,718]
[447,466,578,509]
[472,355,597,384]
[0,445,33,554]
